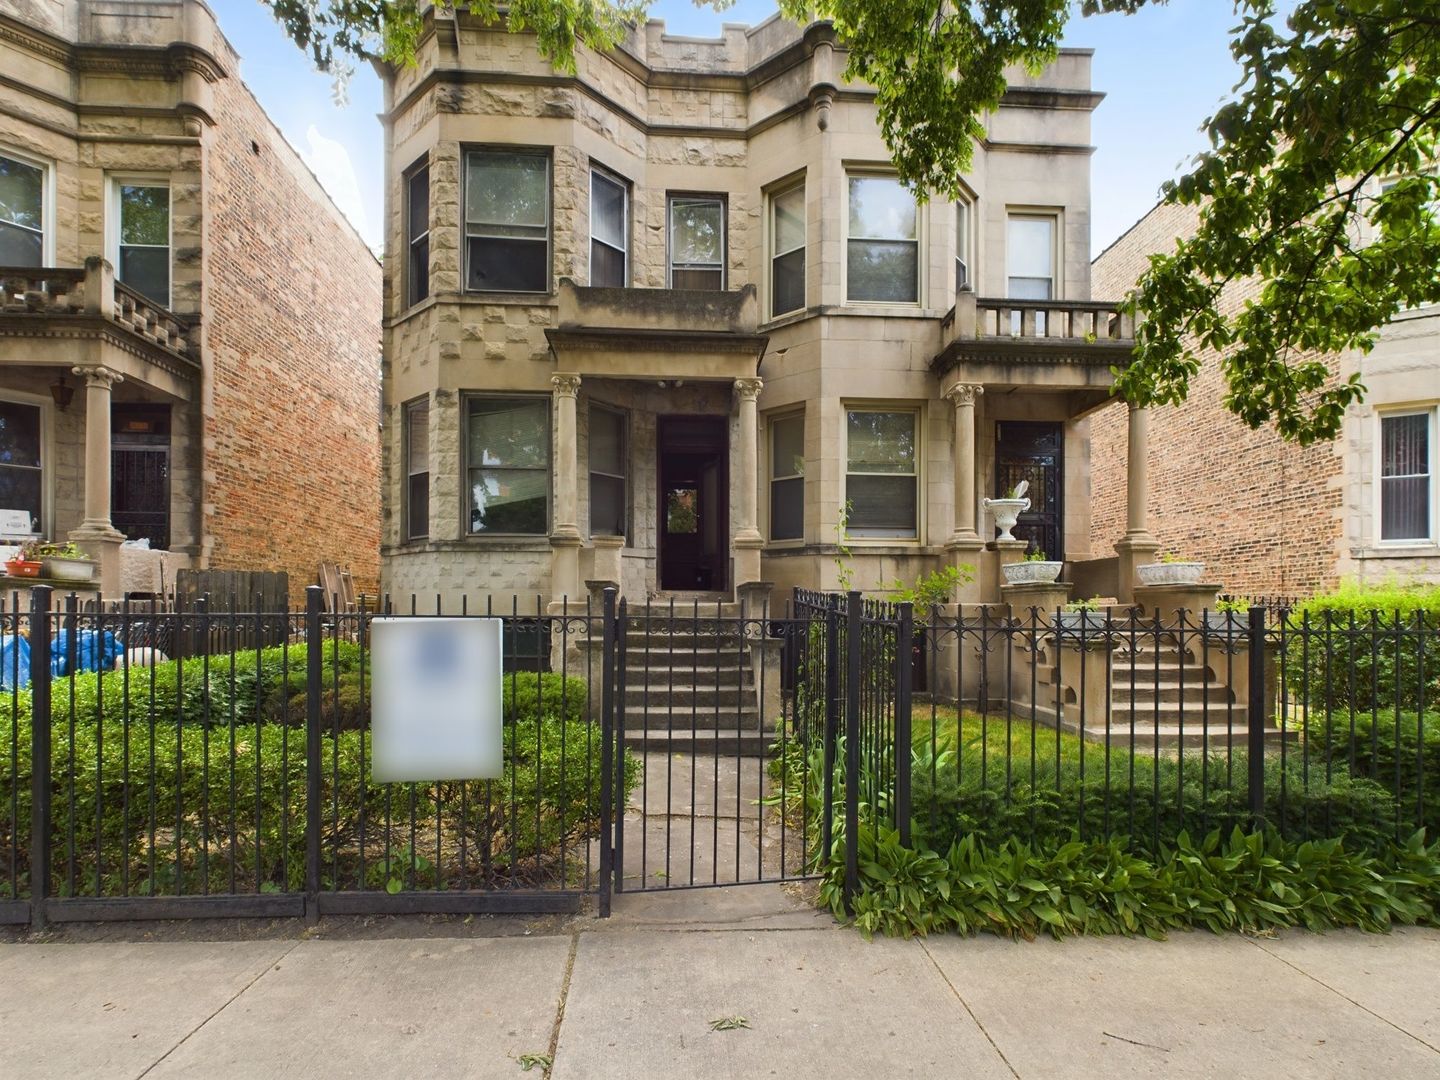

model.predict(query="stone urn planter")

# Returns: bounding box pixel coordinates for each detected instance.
[43,554,96,582]
[1137,561,1205,586]
[1002,560,1062,585]
[984,480,1030,542]
[1203,609,1251,633]
[1055,609,1109,636]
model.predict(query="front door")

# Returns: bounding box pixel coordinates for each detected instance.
[994,420,1063,562]
[657,416,728,592]
[111,404,171,550]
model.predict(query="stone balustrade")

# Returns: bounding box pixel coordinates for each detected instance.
[0,259,198,364]
[948,291,1135,346]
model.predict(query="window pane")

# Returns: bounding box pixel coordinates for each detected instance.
[590,171,626,249]
[670,198,723,267]
[590,474,626,536]
[469,398,549,469]
[466,152,548,228]
[589,407,625,476]
[847,240,917,303]
[773,186,805,253]
[770,475,802,540]
[407,168,429,241]
[772,415,804,479]
[772,248,804,316]
[1381,477,1430,540]
[1008,216,1054,280]
[1008,276,1053,300]
[406,401,429,473]
[666,489,698,534]
[120,186,169,246]
[1382,414,1429,477]
[0,401,41,469]
[671,267,723,291]
[956,201,970,290]
[470,469,547,534]
[0,222,41,266]
[119,245,170,303]
[848,177,915,240]
[591,241,625,288]
[847,411,915,474]
[0,155,43,231]
[0,467,41,533]
[467,236,547,292]
[408,235,429,304]
[846,475,917,537]
[407,471,428,539]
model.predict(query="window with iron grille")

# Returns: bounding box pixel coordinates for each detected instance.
[1380,411,1433,542]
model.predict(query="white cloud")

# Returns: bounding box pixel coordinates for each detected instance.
[299,124,375,249]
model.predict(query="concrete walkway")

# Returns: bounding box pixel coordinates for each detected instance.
[3,885,1439,1080]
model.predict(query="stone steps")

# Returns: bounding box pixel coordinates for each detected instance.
[622,727,776,756]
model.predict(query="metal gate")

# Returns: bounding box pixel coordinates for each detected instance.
[595,589,913,914]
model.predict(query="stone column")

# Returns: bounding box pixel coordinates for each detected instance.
[732,377,765,591]
[69,364,126,597]
[944,382,985,601]
[1114,402,1159,604]
[548,373,583,607]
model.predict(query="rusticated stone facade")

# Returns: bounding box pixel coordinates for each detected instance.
[1091,197,1440,597]
[0,0,381,601]
[381,12,1138,610]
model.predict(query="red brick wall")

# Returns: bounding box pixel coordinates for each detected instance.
[201,72,382,602]
[1089,201,1344,597]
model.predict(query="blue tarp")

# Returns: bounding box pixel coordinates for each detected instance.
[0,629,123,690]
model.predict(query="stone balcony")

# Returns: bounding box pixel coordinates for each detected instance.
[931,291,1136,398]
[544,278,768,382]
[0,258,200,393]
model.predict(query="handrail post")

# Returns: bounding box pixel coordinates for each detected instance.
[821,605,839,867]
[843,590,862,912]
[895,601,913,848]
[29,585,53,928]
[1247,606,1267,825]
[304,585,323,924]
[597,588,617,918]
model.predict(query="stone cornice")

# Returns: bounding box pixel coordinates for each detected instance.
[0,14,228,84]
[930,336,1135,375]
[0,316,201,380]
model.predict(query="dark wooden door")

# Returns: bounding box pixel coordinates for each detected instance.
[994,420,1063,562]
[657,416,728,591]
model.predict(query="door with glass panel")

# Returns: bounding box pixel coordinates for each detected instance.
[994,421,1063,561]
[657,416,728,591]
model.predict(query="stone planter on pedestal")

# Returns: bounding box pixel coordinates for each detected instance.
[1002,560,1062,586]
[1137,562,1205,587]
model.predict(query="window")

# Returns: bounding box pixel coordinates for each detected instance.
[1008,213,1056,333]
[770,184,805,317]
[0,399,42,536]
[464,149,550,293]
[955,199,971,291]
[0,153,44,267]
[847,176,918,303]
[1380,411,1434,542]
[466,397,550,534]
[845,409,918,539]
[404,398,429,540]
[769,413,804,541]
[590,168,628,288]
[405,162,430,307]
[668,195,725,289]
[589,405,627,537]
[114,183,171,305]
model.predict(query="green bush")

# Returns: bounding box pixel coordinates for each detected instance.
[1304,709,1440,833]
[0,667,631,899]
[1281,581,1440,712]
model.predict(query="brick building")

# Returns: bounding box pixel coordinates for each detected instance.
[0,0,381,601]
[1091,198,1439,598]
[380,12,1163,612]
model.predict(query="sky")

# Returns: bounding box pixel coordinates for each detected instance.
[205,0,1247,256]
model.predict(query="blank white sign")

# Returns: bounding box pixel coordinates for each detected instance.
[370,617,503,782]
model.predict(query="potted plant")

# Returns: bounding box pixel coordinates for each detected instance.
[1056,597,1108,635]
[35,541,96,583]
[983,479,1029,542]
[1137,551,1206,586]
[1002,546,1062,585]
[4,539,43,578]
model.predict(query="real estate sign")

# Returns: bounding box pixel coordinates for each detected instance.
[369,617,503,782]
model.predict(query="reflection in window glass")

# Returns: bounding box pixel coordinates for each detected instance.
[467,397,550,534]
[666,488,698,534]
[119,185,170,304]
[771,185,805,317]
[847,177,918,303]
[465,150,550,292]
[0,155,43,267]
[669,197,724,290]
[845,409,917,538]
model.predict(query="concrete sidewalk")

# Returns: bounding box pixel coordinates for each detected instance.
[3,885,1438,1079]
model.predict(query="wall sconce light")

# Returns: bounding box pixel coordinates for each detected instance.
[50,375,74,412]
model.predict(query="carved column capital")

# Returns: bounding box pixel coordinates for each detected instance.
[944,382,983,408]
[72,365,124,390]
[550,372,581,399]
[734,377,764,403]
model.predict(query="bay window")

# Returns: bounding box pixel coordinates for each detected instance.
[0,153,44,267]
[770,184,805,317]
[955,199,972,291]
[668,195,725,289]
[589,404,628,538]
[846,176,918,303]
[115,182,171,305]
[590,168,629,288]
[769,413,804,541]
[466,396,550,535]
[845,409,918,539]
[404,398,429,541]
[465,149,550,293]
[405,161,430,307]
